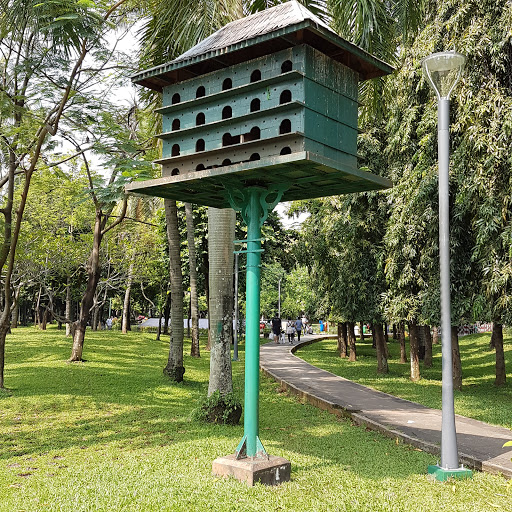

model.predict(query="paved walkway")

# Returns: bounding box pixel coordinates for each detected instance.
[259,335,512,479]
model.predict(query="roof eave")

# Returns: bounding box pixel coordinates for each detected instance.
[132,20,393,92]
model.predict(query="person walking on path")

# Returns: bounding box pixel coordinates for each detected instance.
[271,315,282,344]
[295,316,303,343]
[286,319,295,344]
[301,314,308,335]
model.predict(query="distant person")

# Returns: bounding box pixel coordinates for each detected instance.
[106,317,113,330]
[295,316,303,343]
[271,315,281,344]
[286,318,295,344]
[302,314,308,334]
[319,319,324,332]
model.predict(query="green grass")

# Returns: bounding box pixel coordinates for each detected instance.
[298,332,512,429]
[0,327,510,511]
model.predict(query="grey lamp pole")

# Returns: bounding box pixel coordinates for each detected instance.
[422,51,472,481]
[278,278,282,319]
[233,251,239,361]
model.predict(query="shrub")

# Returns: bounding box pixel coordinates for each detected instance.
[193,391,242,425]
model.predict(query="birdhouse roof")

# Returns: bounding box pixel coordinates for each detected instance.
[133,0,393,91]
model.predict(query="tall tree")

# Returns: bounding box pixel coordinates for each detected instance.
[207,208,235,396]
[0,0,134,385]
[185,202,200,357]
[163,199,185,381]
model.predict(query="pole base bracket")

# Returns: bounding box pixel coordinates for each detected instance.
[235,434,268,460]
[428,464,473,481]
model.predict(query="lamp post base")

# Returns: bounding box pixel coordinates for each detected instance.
[428,464,473,481]
[213,454,291,486]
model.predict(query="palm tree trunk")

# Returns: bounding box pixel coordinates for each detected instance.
[163,199,185,382]
[185,202,200,358]
[207,208,235,396]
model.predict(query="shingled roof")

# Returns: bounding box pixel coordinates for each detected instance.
[133,0,393,91]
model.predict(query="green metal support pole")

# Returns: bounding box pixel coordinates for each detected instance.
[228,185,286,459]
[243,188,263,457]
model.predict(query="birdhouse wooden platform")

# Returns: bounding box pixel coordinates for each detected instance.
[126,1,393,207]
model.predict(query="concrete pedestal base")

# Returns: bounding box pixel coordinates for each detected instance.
[428,464,473,481]
[212,454,291,486]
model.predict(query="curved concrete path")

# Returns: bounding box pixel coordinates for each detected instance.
[259,335,512,479]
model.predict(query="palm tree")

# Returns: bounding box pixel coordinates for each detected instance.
[163,199,185,381]
[185,203,201,358]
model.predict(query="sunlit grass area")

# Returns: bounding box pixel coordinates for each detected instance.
[1,327,511,511]
[298,332,512,429]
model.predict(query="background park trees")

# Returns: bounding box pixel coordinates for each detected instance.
[1,0,510,396]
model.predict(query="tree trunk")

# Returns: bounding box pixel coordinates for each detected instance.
[432,326,439,344]
[163,200,185,382]
[359,321,365,341]
[65,276,72,337]
[122,261,134,334]
[69,213,103,362]
[409,320,420,381]
[489,326,496,349]
[374,323,388,374]
[10,306,18,329]
[417,324,425,360]
[398,321,407,363]
[41,308,48,330]
[338,322,347,358]
[163,290,171,335]
[451,326,462,391]
[423,325,433,368]
[348,321,357,362]
[203,245,211,351]
[493,322,506,386]
[185,202,200,358]
[207,208,235,396]
[35,287,42,328]
[0,324,8,388]
[383,323,389,359]
[92,305,100,331]
[392,323,397,340]
[156,308,163,341]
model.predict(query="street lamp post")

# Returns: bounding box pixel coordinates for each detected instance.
[422,51,472,481]
[278,278,282,319]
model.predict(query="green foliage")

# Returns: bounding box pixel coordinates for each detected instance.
[193,390,242,425]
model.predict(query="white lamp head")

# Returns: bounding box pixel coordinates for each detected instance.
[422,51,466,100]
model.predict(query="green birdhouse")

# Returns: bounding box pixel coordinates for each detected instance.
[127,0,393,206]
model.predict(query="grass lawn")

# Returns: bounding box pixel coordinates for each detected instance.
[0,327,510,511]
[298,332,512,430]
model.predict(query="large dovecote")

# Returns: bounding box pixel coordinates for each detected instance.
[126,1,393,207]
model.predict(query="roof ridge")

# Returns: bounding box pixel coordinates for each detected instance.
[174,1,332,64]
